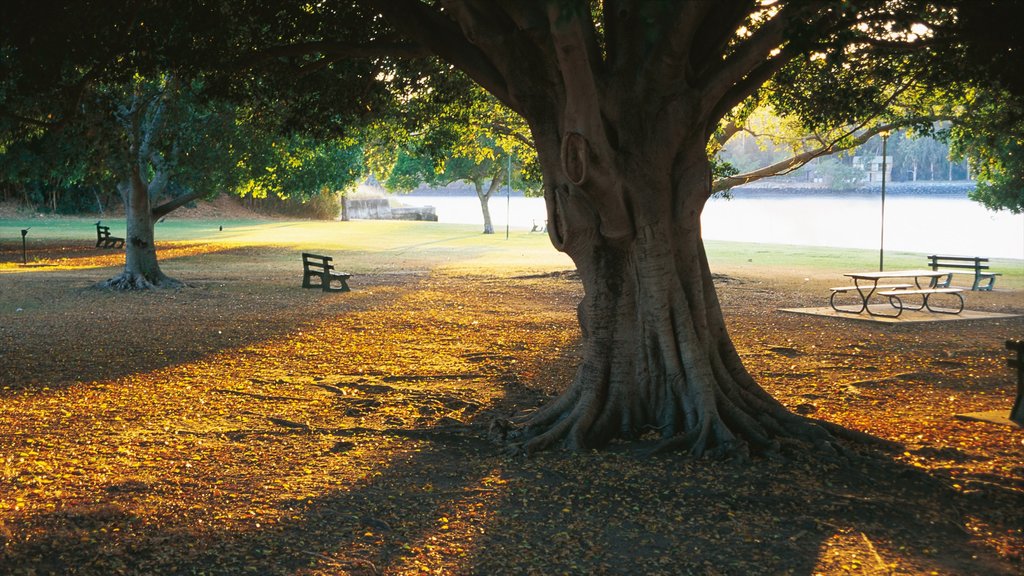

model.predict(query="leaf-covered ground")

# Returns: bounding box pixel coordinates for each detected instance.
[1,239,1022,575]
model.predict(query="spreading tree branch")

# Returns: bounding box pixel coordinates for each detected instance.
[152,188,210,220]
[236,40,430,69]
[368,0,515,108]
[712,116,952,193]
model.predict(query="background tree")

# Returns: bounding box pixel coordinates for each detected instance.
[0,1,387,287]
[1,71,247,289]
[379,88,541,233]
[101,75,247,289]
[236,131,365,219]
[947,87,1024,213]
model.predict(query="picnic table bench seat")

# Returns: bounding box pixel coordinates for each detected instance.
[301,252,351,292]
[828,284,913,311]
[928,255,1000,291]
[95,222,124,249]
[877,287,964,315]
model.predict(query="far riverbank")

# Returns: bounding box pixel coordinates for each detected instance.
[391,182,1023,259]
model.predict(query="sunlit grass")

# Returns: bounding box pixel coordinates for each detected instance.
[2,217,1020,286]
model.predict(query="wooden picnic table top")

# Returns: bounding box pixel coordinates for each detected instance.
[844,269,948,281]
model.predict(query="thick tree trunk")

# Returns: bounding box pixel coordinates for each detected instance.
[98,176,181,290]
[497,131,836,457]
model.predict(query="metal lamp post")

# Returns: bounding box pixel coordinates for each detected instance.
[878,131,889,271]
[506,153,512,240]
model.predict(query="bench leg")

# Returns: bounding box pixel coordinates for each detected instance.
[302,272,324,289]
[923,292,964,314]
[321,276,350,292]
[829,290,866,314]
[880,295,905,318]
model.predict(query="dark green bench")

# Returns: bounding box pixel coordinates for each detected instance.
[95,221,125,249]
[302,252,351,292]
[927,255,1000,291]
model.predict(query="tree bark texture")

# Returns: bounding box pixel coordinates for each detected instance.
[497,129,833,457]
[98,174,181,290]
[100,83,185,291]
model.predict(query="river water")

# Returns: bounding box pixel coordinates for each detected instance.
[399,184,1024,259]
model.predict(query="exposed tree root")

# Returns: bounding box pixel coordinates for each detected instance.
[96,271,184,291]
[490,221,889,460]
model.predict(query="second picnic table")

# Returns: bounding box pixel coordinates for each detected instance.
[830,269,963,317]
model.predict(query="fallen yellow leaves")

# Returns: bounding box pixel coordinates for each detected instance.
[0,259,1022,575]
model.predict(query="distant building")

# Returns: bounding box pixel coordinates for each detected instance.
[853,155,893,183]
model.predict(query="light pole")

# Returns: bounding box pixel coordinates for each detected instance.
[879,131,889,271]
[505,153,511,240]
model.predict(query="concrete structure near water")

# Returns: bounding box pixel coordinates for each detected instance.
[343,197,437,222]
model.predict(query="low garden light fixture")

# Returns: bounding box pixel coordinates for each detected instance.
[21,227,30,265]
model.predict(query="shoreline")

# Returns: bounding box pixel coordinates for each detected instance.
[398,180,980,198]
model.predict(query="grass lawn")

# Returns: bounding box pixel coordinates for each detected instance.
[1,217,1022,575]
[4,216,1021,284]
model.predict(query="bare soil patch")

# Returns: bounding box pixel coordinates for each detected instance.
[0,243,1021,575]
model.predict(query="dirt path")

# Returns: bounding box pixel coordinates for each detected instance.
[1,247,1021,575]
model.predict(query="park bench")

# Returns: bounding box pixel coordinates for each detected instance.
[877,287,964,315]
[927,255,1000,291]
[95,221,125,249]
[301,252,351,292]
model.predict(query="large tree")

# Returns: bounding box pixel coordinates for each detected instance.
[102,75,246,289]
[1,72,246,289]
[0,3,374,288]
[5,2,1020,454]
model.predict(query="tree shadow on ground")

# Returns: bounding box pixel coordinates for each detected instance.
[0,247,427,397]
[1,272,1019,575]
[2,367,1019,575]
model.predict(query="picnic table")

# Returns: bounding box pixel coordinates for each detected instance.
[830,269,960,317]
